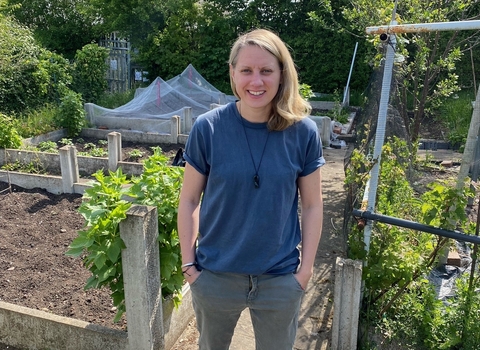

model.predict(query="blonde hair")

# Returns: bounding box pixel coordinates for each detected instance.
[229,29,311,131]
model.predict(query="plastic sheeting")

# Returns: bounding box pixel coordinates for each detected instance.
[85,64,236,133]
[428,240,472,302]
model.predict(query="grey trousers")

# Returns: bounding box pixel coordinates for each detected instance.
[189,269,305,350]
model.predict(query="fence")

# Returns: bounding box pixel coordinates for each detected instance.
[99,33,130,93]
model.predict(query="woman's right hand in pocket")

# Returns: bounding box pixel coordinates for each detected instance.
[183,265,201,285]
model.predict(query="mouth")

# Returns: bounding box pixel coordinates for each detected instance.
[248,90,265,96]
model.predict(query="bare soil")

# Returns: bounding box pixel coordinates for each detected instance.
[0,143,184,350]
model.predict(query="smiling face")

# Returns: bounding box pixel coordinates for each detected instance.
[230,45,282,122]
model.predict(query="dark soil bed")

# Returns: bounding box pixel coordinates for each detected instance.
[0,143,185,350]
[65,137,184,164]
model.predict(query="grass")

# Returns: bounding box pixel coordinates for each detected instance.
[14,104,59,138]
[435,89,474,149]
[309,89,366,107]
[96,89,136,109]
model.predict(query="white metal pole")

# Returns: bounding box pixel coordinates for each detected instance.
[343,42,359,106]
[366,20,480,35]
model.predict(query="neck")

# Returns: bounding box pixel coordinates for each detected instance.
[237,101,270,123]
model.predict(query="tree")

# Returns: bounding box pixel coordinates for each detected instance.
[327,0,480,142]
[72,43,109,103]
[4,0,103,60]
[138,0,201,81]
[196,0,371,93]
[0,15,72,114]
[88,0,166,54]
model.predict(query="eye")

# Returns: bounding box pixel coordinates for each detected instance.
[241,68,251,73]
[261,69,273,74]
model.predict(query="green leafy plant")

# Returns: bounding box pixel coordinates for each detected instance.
[128,147,184,299]
[0,113,22,149]
[83,142,96,149]
[87,146,107,157]
[71,43,109,104]
[127,149,144,160]
[66,147,184,322]
[37,140,58,153]
[327,90,350,124]
[59,138,73,146]
[299,83,314,101]
[2,159,46,174]
[347,137,477,349]
[435,90,473,150]
[54,90,86,137]
[66,168,131,322]
[0,17,72,115]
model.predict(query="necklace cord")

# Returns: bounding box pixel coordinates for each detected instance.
[240,115,270,189]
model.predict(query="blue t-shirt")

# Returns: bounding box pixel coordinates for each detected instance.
[184,102,325,275]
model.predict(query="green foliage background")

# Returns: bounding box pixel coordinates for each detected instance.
[72,44,109,104]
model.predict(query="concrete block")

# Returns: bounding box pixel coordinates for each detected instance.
[0,301,128,350]
[120,205,163,350]
[332,258,362,350]
[309,116,332,148]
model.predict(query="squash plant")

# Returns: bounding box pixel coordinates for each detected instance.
[66,147,184,322]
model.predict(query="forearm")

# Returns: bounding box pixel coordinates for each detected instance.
[178,200,200,264]
[299,202,323,273]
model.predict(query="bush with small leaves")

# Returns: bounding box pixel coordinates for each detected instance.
[54,90,86,137]
[0,113,22,149]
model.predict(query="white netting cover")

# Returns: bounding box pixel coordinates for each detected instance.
[85,64,236,133]
[166,64,235,106]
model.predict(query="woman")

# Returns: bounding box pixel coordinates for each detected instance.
[178,28,325,350]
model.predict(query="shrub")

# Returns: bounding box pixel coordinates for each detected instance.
[0,113,22,149]
[54,91,87,137]
[0,17,72,114]
[72,44,109,104]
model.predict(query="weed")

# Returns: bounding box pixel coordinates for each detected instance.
[59,138,73,146]
[83,142,96,149]
[14,104,58,138]
[2,159,46,174]
[128,149,144,160]
[88,146,107,157]
[96,89,136,109]
[37,141,58,153]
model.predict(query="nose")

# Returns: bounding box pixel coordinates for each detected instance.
[250,72,263,86]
